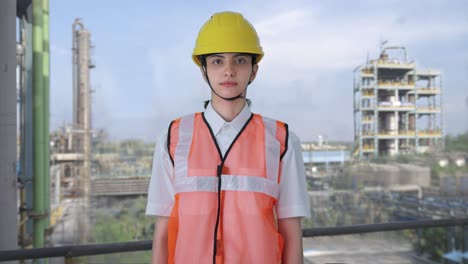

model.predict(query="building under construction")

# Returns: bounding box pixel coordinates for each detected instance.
[353,46,443,159]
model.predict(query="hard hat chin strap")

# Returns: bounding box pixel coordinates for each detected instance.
[202,66,248,101]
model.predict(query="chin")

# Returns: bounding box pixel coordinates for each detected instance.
[215,90,241,98]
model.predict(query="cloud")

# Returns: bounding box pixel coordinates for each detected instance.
[254,8,468,79]
[49,1,468,140]
[255,10,311,37]
[243,6,468,140]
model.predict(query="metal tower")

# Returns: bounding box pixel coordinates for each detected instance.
[71,19,95,243]
[72,18,94,199]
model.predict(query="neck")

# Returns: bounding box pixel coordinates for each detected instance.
[210,96,246,122]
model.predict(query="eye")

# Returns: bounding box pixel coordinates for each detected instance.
[210,59,223,65]
[236,57,247,64]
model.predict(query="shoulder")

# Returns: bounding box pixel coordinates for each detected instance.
[288,130,301,146]
[254,113,286,123]
[254,114,289,141]
[171,112,202,124]
[281,127,302,159]
[154,112,198,149]
[253,113,288,130]
[153,128,168,151]
[168,112,202,132]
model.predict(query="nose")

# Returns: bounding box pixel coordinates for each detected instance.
[224,61,235,77]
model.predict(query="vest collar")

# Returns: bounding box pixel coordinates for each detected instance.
[204,101,252,136]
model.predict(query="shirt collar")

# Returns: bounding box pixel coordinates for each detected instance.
[203,101,252,135]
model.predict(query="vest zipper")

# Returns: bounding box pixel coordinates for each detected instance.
[202,112,254,264]
[212,164,223,264]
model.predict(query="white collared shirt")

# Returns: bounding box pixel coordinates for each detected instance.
[146,102,311,219]
[203,101,252,156]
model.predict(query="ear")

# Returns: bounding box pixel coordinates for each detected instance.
[249,64,259,83]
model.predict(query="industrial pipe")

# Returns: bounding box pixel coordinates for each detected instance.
[42,0,51,231]
[33,0,46,250]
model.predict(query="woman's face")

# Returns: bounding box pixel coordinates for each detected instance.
[204,53,258,99]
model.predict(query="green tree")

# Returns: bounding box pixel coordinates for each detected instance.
[445,132,468,152]
[91,197,154,263]
[413,227,447,262]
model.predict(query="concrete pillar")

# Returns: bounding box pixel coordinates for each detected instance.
[0,0,19,259]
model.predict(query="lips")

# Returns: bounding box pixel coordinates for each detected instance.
[220,81,238,87]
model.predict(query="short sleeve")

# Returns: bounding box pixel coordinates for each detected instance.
[145,129,175,216]
[276,130,311,219]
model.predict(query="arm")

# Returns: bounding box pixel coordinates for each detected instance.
[147,130,175,264]
[278,217,303,264]
[152,216,169,264]
[276,130,310,263]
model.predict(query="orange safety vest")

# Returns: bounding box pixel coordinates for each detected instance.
[167,112,288,264]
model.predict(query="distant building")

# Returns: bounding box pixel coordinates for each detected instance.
[300,142,350,174]
[353,46,443,159]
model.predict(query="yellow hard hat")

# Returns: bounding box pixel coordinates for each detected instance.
[192,11,264,66]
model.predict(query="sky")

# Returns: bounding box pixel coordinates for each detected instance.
[47,0,468,142]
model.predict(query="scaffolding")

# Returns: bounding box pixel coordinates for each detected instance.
[353,46,443,159]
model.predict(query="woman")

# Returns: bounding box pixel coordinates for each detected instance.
[146,11,310,264]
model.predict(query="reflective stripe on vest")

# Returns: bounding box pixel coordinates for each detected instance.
[174,175,280,198]
[167,112,287,264]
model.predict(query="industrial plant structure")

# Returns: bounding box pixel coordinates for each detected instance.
[49,19,94,201]
[353,46,443,159]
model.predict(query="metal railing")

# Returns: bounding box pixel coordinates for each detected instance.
[1,218,468,262]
